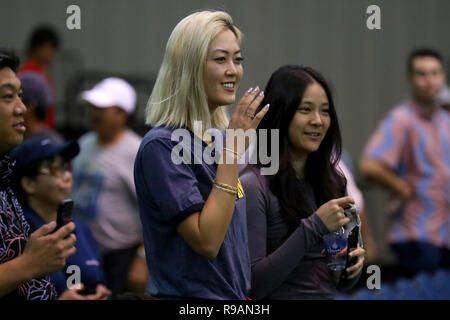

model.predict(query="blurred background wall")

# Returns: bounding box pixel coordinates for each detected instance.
[1,0,449,266]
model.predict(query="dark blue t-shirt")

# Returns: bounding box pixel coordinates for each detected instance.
[23,204,106,294]
[134,126,250,299]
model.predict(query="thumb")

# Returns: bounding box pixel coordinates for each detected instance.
[32,221,57,237]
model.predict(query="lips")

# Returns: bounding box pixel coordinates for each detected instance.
[304,132,323,141]
[13,121,26,133]
[304,132,321,137]
[221,82,236,92]
[61,188,72,195]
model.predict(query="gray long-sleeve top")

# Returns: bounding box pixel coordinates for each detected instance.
[241,166,360,300]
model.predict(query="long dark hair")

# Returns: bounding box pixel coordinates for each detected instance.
[255,65,346,226]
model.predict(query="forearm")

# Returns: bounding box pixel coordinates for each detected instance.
[251,214,327,299]
[0,255,34,297]
[360,157,411,198]
[251,225,308,299]
[178,152,239,258]
[199,152,239,253]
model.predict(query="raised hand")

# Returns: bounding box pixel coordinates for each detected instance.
[225,86,270,157]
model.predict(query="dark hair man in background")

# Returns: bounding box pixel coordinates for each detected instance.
[360,48,449,277]
[18,25,60,129]
[0,49,76,300]
[19,72,63,143]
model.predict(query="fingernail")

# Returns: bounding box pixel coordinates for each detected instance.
[253,86,259,92]
[258,91,264,97]
[48,221,56,228]
[264,104,270,111]
[247,87,253,93]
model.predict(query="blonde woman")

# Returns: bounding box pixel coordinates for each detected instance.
[134,11,269,299]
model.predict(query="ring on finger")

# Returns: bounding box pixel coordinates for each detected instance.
[246,113,255,120]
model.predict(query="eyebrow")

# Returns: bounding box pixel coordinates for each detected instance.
[211,49,242,55]
[0,83,21,91]
[301,101,329,106]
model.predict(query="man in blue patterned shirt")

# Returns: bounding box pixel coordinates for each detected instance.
[0,49,77,300]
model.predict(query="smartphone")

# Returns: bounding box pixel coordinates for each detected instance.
[345,225,359,270]
[56,199,74,231]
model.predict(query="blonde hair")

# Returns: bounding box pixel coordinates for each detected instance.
[146,10,242,132]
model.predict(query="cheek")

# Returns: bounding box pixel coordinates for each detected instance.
[433,75,444,86]
[236,65,244,81]
[34,180,54,199]
[415,78,427,88]
[204,63,220,82]
[288,118,303,144]
[104,112,119,127]
[323,118,331,132]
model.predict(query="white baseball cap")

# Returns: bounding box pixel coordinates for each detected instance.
[81,77,137,114]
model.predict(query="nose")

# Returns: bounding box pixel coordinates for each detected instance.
[310,111,323,126]
[14,96,27,116]
[225,60,237,76]
[62,171,73,185]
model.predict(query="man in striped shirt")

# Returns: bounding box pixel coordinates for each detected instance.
[360,48,449,277]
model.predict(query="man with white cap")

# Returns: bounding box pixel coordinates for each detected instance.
[71,77,144,295]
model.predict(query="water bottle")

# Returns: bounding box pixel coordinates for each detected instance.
[323,226,348,271]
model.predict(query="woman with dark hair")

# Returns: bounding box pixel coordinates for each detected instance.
[241,65,365,299]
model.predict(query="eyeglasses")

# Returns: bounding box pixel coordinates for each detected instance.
[38,162,72,178]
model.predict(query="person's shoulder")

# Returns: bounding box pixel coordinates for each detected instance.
[140,126,179,149]
[124,129,142,143]
[240,166,268,191]
[395,101,418,117]
[120,129,142,150]
[78,131,96,146]
[145,126,177,140]
[380,102,413,127]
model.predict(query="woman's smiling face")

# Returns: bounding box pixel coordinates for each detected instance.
[288,81,331,159]
[204,29,243,111]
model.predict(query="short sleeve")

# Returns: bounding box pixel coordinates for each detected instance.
[135,138,205,225]
[363,109,409,170]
